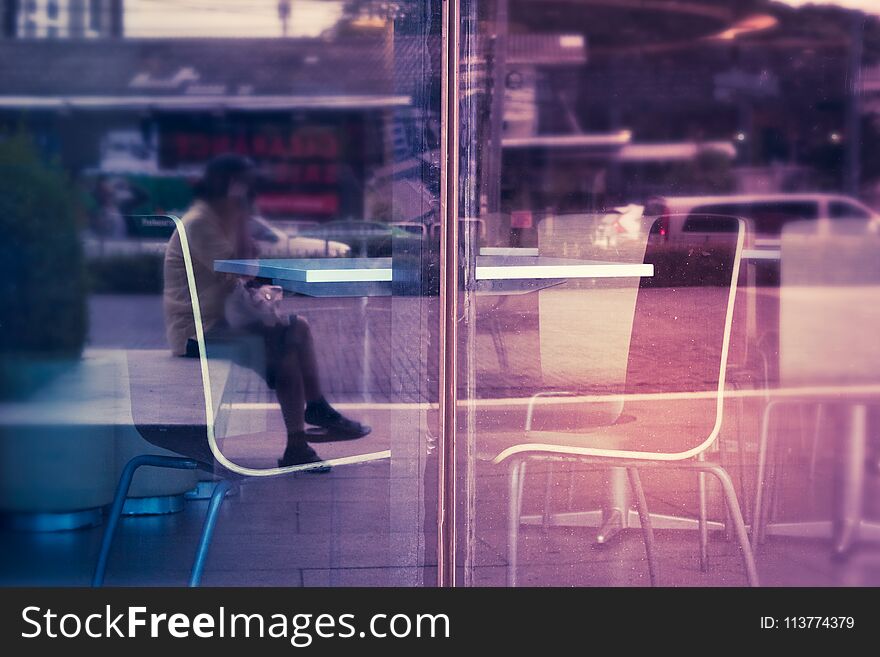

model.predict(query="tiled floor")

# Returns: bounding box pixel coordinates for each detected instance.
[3,450,880,587]
[4,291,880,587]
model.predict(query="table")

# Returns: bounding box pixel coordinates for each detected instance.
[216,251,654,549]
[743,248,781,261]
[219,246,877,560]
[750,236,880,558]
[214,255,654,296]
[754,397,880,558]
[216,253,653,391]
[214,252,653,377]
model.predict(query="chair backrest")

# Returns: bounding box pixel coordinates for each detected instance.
[168,214,393,475]
[618,215,744,457]
[168,214,309,476]
[532,213,648,430]
[779,218,880,388]
[524,213,742,452]
[128,217,390,476]
[121,215,214,465]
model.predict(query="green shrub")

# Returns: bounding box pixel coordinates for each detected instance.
[0,135,88,362]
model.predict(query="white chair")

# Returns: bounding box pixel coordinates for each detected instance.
[494,216,759,586]
[92,215,379,587]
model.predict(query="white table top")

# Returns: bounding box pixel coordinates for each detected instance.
[216,258,394,283]
[743,248,781,261]
[474,258,653,280]
[216,255,653,284]
[480,245,781,265]
[479,247,539,257]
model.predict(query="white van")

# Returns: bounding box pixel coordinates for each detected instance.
[83,215,351,259]
[645,193,880,247]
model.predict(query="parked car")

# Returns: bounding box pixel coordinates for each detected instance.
[266,218,321,237]
[644,193,880,246]
[299,220,424,257]
[83,215,351,259]
[594,204,646,248]
[248,215,350,258]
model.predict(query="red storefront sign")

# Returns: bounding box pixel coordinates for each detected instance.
[510,210,533,229]
[168,132,340,163]
[256,193,339,216]
[157,117,367,219]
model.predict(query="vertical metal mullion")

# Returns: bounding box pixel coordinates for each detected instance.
[485,0,508,217]
[438,0,461,588]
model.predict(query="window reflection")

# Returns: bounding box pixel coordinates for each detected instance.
[3,0,880,588]
[459,0,880,586]
[0,0,442,587]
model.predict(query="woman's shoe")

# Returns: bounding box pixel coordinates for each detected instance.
[304,402,371,440]
[278,444,331,473]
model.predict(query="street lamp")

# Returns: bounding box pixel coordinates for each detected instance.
[278,0,291,37]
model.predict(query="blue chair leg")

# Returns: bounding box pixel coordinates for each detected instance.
[189,479,234,587]
[92,455,200,587]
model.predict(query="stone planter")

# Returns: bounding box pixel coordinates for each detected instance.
[0,350,198,530]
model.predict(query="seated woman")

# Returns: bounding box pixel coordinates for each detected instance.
[163,154,370,471]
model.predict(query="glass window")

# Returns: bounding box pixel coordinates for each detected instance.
[1,0,442,589]
[4,0,880,591]
[454,0,880,588]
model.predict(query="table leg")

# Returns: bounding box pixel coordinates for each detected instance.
[832,404,867,559]
[698,467,709,571]
[745,259,757,364]
[361,296,371,401]
[762,402,880,561]
[521,465,726,536]
[595,467,632,545]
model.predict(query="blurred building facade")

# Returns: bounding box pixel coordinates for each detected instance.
[2,0,123,38]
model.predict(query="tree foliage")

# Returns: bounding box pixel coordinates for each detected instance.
[0,133,87,359]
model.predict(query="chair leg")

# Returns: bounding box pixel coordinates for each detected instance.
[751,401,778,549]
[702,464,760,587]
[832,404,868,561]
[541,468,553,535]
[735,384,751,524]
[566,463,577,510]
[507,459,527,587]
[489,317,509,370]
[765,415,787,536]
[627,468,658,586]
[189,479,235,587]
[698,469,709,572]
[92,455,200,587]
[726,378,750,526]
[809,404,825,482]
